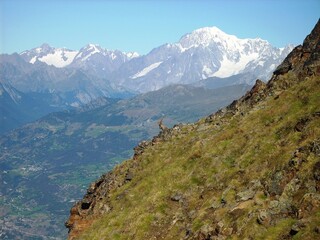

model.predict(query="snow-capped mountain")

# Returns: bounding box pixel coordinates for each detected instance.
[16,27,293,94]
[3,26,295,105]
[20,43,139,74]
[111,26,294,92]
[20,43,78,68]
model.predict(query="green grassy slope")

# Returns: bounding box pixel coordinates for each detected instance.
[73,75,320,240]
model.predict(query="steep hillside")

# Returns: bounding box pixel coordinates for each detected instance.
[0,84,248,239]
[66,20,320,239]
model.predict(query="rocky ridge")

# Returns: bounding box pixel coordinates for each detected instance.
[66,20,320,239]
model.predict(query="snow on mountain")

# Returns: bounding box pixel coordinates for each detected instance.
[179,26,236,50]
[38,49,78,67]
[126,52,139,59]
[213,52,259,78]
[176,27,292,79]
[73,44,105,62]
[131,61,163,79]
[20,43,78,68]
[112,26,294,92]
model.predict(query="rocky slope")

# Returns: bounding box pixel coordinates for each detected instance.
[66,20,320,239]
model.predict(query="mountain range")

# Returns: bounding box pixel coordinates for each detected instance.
[16,27,293,94]
[111,27,293,92]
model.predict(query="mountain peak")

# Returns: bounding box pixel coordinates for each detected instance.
[34,43,54,54]
[178,26,272,55]
[179,26,238,48]
[82,43,103,53]
[20,43,53,56]
[87,43,101,49]
[40,43,52,50]
[193,26,228,37]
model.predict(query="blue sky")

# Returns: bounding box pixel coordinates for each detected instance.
[0,0,319,54]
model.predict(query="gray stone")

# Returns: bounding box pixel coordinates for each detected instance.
[236,189,255,202]
[170,193,183,202]
[268,171,284,196]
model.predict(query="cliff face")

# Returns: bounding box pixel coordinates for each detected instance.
[66,20,320,240]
